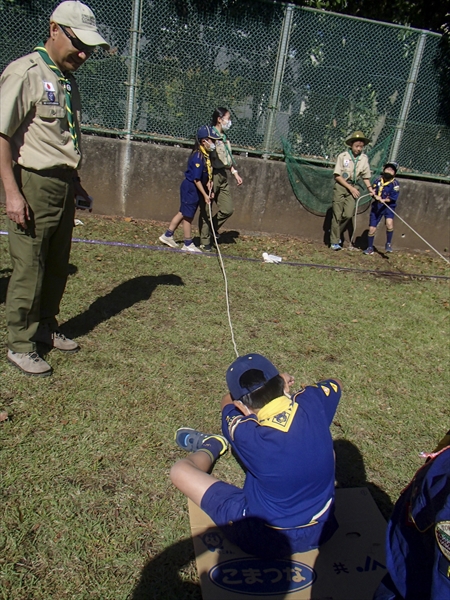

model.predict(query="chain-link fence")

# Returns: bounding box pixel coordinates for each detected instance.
[1,0,448,180]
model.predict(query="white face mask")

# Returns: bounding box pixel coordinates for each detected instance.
[207,142,216,152]
[222,119,232,131]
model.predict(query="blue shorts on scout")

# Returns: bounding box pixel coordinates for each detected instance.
[201,480,337,558]
[369,202,396,228]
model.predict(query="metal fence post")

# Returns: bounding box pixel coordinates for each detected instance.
[262,3,295,155]
[389,31,427,163]
[125,0,142,139]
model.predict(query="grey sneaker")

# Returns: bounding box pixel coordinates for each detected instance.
[181,244,202,253]
[35,325,79,353]
[175,427,229,456]
[7,350,52,377]
[159,234,178,249]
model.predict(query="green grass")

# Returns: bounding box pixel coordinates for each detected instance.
[1,212,449,599]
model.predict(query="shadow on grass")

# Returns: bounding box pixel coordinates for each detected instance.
[132,523,298,600]
[132,537,201,600]
[0,269,12,305]
[334,438,394,520]
[61,274,184,339]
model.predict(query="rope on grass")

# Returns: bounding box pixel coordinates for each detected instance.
[208,199,240,358]
[350,194,450,264]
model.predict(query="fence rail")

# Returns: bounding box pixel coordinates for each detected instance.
[1,0,448,180]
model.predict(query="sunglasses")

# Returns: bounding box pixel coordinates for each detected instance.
[60,25,94,55]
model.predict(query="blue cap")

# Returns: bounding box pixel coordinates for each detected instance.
[226,353,279,400]
[197,125,221,140]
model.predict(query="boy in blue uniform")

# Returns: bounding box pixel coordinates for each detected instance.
[364,162,400,255]
[170,353,342,558]
[159,125,220,253]
[373,431,450,600]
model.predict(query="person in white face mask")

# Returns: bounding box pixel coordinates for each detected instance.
[198,107,243,252]
[159,125,220,253]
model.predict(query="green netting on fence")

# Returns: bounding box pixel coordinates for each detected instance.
[0,0,448,180]
[283,135,392,216]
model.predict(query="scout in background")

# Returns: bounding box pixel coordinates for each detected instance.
[159,126,219,253]
[330,131,375,250]
[198,107,243,252]
[170,353,341,559]
[364,162,400,255]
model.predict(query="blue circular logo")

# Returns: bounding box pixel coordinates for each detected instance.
[209,557,316,595]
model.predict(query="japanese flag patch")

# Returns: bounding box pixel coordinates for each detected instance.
[43,81,55,92]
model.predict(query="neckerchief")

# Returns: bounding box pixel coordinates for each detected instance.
[199,145,212,180]
[35,42,79,153]
[213,126,236,168]
[375,178,389,199]
[349,150,360,182]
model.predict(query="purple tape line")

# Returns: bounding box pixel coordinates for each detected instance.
[0,231,448,280]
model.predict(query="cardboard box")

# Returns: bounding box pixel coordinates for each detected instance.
[189,487,387,599]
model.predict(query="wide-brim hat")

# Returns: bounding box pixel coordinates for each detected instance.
[197,125,221,140]
[51,1,110,49]
[226,353,279,400]
[345,131,370,146]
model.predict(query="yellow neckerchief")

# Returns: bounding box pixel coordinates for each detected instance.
[375,177,390,199]
[257,395,298,432]
[198,145,212,180]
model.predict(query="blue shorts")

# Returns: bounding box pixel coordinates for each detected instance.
[201,481,338,558]
[180,179,202,219]
[369,202,396,228]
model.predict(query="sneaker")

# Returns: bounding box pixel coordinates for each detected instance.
[364,247,374,255]
[7,350,52,377]
[181,244,202,253]
[159,234,178,249]
[330,244,342,251]
[385,243,393,253]
[34,325,79,352]
[175,427,229,456]
[200,244,214,252]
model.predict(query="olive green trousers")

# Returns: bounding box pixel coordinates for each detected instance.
[6,166,75,352]
[198,169,234,246]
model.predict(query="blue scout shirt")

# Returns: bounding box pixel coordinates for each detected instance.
[184,151,208,186]
[221,379,341,529]
[374,446,450,600]
[373,177,400,207]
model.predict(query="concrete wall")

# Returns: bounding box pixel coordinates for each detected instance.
[3,134,450,252]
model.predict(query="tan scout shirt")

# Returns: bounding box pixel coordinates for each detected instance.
[0,51,82,170]
[334,150,371,183]
[211,137,233,170]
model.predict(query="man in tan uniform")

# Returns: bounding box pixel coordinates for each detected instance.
[0,1,109,376]
[330,131,375,250]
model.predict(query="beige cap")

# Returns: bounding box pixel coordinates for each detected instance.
[345,131,370,146]
[51,1,109,49]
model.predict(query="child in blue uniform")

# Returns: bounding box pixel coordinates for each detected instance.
[373,431,450,600]
[364,162,400,255]
[170,353,342,558]
[159,126,220,253]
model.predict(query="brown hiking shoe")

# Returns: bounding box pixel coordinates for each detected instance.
[7,350,52,377]
[35,325,80,353]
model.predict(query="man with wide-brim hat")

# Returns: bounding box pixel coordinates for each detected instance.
[330,131,375,250]
[0,1,109,376]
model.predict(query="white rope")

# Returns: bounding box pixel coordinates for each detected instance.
[350,192,371,246]
[350,193,449,264]
[381,201,450,264]
[208,199,240,358]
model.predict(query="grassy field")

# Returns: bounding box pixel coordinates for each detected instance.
[1,211,449,600]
